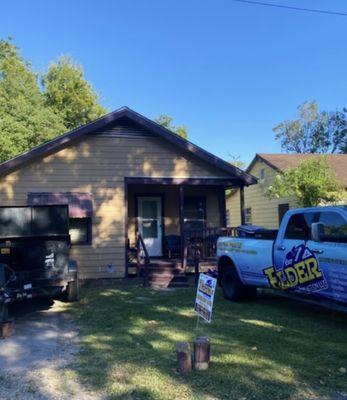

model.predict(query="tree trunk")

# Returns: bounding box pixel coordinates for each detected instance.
[176,342,192,373]
[194,336,210,370]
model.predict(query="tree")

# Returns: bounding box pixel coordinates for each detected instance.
[266,156,344,207]
[228,155,246,170]
[42,56,107,130]
[0,38,65,162]
[0,38,107,162]
[274,101,347,154]
[154,114,188,139]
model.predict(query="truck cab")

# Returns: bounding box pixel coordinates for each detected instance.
[217,206,347,305]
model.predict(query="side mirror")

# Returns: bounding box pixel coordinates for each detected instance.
[311,222,324,242]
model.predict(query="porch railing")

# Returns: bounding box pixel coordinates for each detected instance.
[128,227,238,281]
[184,227,238,260]
[135,232,150,287]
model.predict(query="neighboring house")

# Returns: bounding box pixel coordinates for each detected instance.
[227,153,347,229]
[0,107,256,280]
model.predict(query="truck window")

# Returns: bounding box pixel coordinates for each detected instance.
[278,203,289,225]
[284,213,315,240]
[319,212,347,241]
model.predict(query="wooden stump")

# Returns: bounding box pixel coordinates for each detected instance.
[194,336,210,370]
[0,318,15,339]
[176,342,192,373]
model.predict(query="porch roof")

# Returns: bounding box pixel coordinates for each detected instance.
[125,176,240,187]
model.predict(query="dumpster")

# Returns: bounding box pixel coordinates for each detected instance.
[0,205,78,323]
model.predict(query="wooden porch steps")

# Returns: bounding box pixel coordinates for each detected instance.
[185,259,218,275]
[198,259,218,270]
[147,260,189,288]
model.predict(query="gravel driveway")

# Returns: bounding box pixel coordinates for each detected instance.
[0,299,98,400]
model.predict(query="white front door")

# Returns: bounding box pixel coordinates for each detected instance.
[137,196,162,257]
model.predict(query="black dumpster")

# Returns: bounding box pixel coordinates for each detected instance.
[0,205,78,322]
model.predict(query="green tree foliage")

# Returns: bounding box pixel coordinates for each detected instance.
[0,39,65,162]
[154,114,188,139]
[42,56,107,130]
[274,101,347,154]
[228,154,246,170]
[267,156,344,207]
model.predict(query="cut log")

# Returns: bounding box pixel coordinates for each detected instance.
[194,336,210,370]
[0,318,15,339]
[176,342,192,373]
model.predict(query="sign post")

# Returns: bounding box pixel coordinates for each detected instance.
[194,273,217,323]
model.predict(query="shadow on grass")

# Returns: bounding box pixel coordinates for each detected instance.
[66,282,347,400]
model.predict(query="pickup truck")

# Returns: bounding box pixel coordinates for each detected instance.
[217,206,347,305]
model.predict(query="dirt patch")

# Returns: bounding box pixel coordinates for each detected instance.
[0,299,99,400]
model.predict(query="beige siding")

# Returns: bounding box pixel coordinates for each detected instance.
[227,160,297,229]
[0,133,228,279]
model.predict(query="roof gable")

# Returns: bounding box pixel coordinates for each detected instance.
[0,107,257,186]
[249,153,347,187]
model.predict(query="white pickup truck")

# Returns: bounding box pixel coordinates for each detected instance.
[217,206,347,305]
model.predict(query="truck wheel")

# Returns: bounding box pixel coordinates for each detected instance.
[0,302,8,323]
[65,280,79,302]
[221,267,255,301]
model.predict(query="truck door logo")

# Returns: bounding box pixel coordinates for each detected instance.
[263,244,328,292]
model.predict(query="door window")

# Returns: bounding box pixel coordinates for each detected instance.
[141,200,159,238]
[284,213,316,240]
[318,212,347,242]
[137,196,162,257]
[142,201,158,219]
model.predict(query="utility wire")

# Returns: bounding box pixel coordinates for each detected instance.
[233,0,347,16]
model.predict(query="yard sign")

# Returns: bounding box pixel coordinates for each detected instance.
[194,273,217,323]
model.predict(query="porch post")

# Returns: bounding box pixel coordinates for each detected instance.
[240,185,246,225]
[124,180,129,279]
[179,185,187,269]
[218,187,227,227]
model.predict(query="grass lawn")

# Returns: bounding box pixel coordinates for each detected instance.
[66,280,347,400]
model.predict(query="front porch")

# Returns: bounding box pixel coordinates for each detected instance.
[125,177,244,280]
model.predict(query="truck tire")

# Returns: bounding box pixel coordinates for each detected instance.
[0,301,8,323]
[221,267,256,301]
[65,280,79,302]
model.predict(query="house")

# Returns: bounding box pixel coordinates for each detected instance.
[227,153,347,229]
[0,107,256,280]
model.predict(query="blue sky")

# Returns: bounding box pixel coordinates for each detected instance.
[1,0,346,164]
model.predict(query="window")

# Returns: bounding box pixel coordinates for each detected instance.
[284,212,316,240]
[184,196,206,231]
[318,212,347,242]
[259,169,265,181]
[69,218,92,245]
[226,209,231,227]
[245,208,252,225]
[278,203,289,225]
